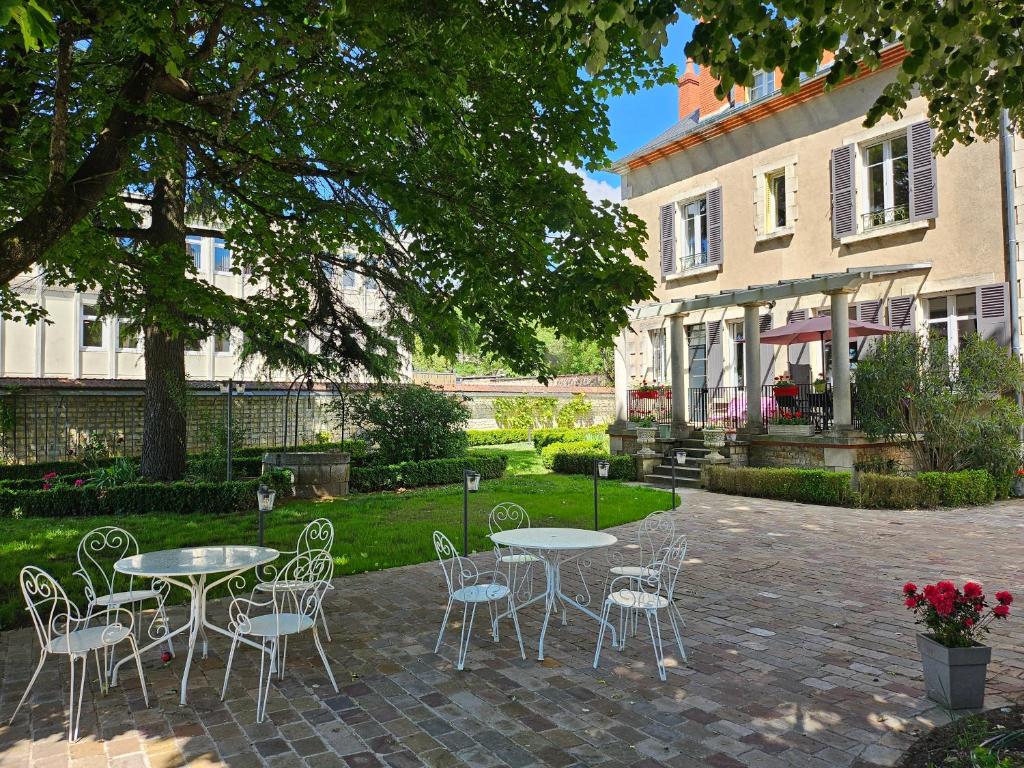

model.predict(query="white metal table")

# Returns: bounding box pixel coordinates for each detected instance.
[490,527,617,660]
[113,545,279,705]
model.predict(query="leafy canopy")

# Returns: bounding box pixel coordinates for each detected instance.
[0,1,669,380]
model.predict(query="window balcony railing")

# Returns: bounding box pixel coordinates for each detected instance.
[862,205,909,231]
[679,250,709,271]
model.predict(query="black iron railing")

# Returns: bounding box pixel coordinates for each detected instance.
[627,388,672,423]
[685,383,858,433]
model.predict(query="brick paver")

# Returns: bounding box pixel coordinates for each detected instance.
[2,489,1023,767]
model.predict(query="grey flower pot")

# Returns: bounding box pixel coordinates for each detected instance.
[916,633,992,710]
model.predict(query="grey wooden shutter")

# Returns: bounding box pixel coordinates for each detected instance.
[907,120,937,221]
[759,313,777,385]
[887,296,916,330]
[659,204,675,277]
[855,300,883,357]
[707,321,725,386]
[976,282,1011,347]
[830,144,857,238]
[706,187,723,264]
[785,309,810,373]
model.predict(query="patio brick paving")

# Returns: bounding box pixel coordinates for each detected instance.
[2,488,1023,768]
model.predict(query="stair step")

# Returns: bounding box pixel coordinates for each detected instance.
[645,473,702,489]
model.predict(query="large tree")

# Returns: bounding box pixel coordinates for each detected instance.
[0,1,667,478]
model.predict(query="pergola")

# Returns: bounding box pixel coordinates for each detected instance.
[618,263,932,433]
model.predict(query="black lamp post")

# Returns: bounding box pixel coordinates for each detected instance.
[220,379,245,480]
[463,469,480,556]
[672,449,687,509]
[593,458,610,530]
[256,483,276,547]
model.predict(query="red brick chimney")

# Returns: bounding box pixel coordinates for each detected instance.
[677,59,736,121]
[677,59,700,120]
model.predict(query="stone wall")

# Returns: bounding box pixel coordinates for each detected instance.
[462,391,615,429]
[748,434,915,473]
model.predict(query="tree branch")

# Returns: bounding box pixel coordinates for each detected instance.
[48,23,74,186]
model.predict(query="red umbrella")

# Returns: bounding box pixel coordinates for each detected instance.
[759,314,896,377]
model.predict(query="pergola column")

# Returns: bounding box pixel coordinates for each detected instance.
[828,290,853,429]
[613,327,630,424]
[669,314,688,436]
[741,303,763,432]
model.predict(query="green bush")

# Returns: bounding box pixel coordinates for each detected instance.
[493,396,558,431]
[918,470,996,507]
[707,466,854,506]
[858,473,936,509]
[349,454,507,493]
[353,384,469,463]
[555,393,594,428]
[551,451,634,480]
[539,441,596,469]
[465,428,529,446]
[0,469,293,519]
[532,427,605,451]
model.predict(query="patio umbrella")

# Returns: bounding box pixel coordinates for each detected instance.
[758,314,896,376]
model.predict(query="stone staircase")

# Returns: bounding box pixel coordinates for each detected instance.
[643,437,707,489]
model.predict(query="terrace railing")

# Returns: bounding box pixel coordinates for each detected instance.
[627,387,672,423]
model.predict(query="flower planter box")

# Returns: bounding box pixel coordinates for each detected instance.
[636,391,657,400]
[773,385,799,398]
[767,424,814,436]
[916,633,991,709]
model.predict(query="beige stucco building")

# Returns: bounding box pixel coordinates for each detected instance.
[2,235,409,384]
[611,44,1022,447]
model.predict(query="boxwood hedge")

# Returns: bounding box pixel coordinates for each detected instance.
[465,429,529,446]
[349,454,508,493]
[531,427,606,451]
[860,469,995,508]
[707,466,855,506]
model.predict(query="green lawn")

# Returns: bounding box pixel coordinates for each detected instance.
[0,444,672,629]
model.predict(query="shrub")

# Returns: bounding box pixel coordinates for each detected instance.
[539,440,598,469]
[466,429,529,446]
[859,473,936,509]
[707,466,854,506]
[349,454,507,493]
[551,451,634,480]
[353,384,469,463]
[0,469,293,519]
[493,396,558,431]
[532,427,605,451]
[918,470,996,507]
[555,393,594,428]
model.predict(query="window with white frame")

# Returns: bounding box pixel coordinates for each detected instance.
[766,171,787,232]
[214,332,232,354]
[116,319,140,351]
[926,293,978,358]
[686,324,707,390]
[187,237,203,271]
[750,70,776,100]
[185,337,203,353]
[729,321,744,387]
[213,238,232,272]
[680,197,708,269]
[649,328,667,384]
[341,269,358,288]
[81,303,104,349]
[863,133,909,230]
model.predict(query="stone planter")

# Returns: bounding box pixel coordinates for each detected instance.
[1013,475,1024,497]
[916,633,992,710]
[767,423,815,436]
[635,427,658,456]
[262,451,350,499]
[703,426,726,461]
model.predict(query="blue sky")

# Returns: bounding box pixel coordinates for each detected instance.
[579,16,697,202]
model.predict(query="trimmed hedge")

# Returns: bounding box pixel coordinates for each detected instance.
[860,470,996,509]
[551,452,634,480]
[349,454,508,493]
[707,466,855,507]
[0,469,293,519]
[466,429,529,447]
[532,427,606,451]
[540,440,598,469]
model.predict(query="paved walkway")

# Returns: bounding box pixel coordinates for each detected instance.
[2,490,1023,768]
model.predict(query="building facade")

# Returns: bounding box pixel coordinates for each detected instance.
[611,45,1023,447]
[3,235,410,383]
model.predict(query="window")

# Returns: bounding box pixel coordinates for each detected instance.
[730,321,744,387]
[863,134,909,230]
[187,237,203,271]
[750,70,776,100]
[117,320,140,351]
[185,337,203,353]
[681,197,708,269]
[342,270,358,288]
[214,332,232,354]
[686,324,707,390]
[213,239,232,272]
[649,329,667,384]
[926,292,977,358]
[364,276,378,292]
[767,171,787,231]
[81,303,104,349]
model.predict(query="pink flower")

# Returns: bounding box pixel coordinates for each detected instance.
[42,472,57,480]
[74,478,84,487]
[42,482,51,490]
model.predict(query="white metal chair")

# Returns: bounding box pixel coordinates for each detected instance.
[73,526,174,676]
[488,502,539,601]
[12,566,149,741]
[254,517,335,640]
[604,512,677,637]
[432,531,525,671]
[594,534,688,681]
[221,549,337,723]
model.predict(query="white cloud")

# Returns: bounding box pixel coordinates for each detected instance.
[564,163,621,205]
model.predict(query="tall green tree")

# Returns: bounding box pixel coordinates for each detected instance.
[0,1,666,478]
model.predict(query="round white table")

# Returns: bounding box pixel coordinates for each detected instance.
[113,545,278,705]
[489,527,617,660]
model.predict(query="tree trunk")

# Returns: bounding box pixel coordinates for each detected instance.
[140,328,188,480]
[139,139,189,480]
